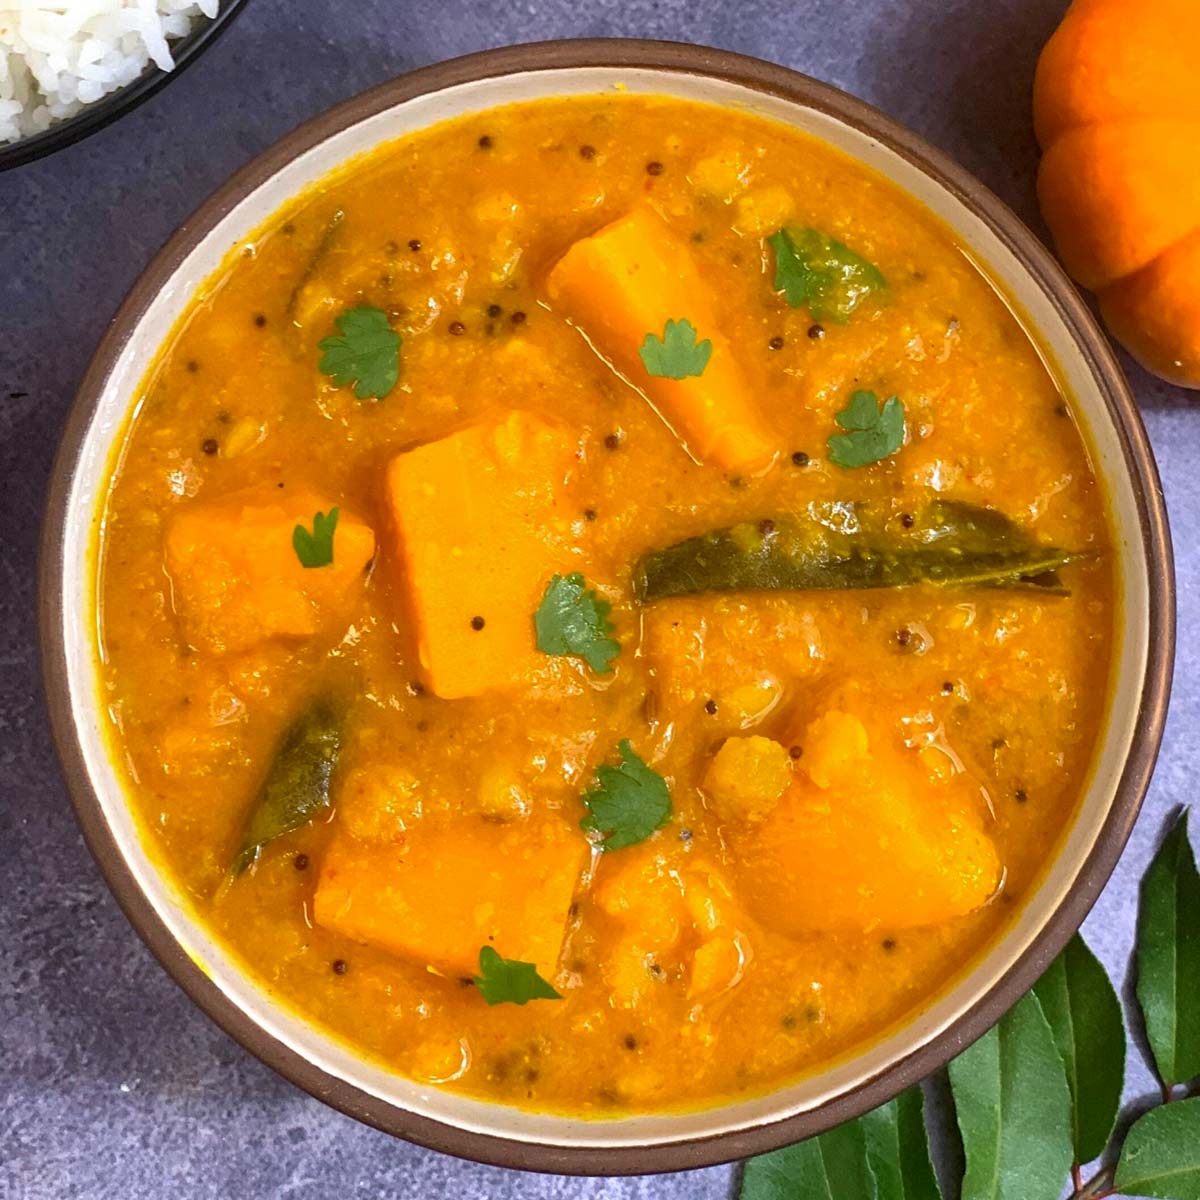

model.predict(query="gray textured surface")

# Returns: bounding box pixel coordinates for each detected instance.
[0,1,1192,1197]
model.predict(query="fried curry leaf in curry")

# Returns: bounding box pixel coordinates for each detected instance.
[639,318,713,380]
[292,507,339,568]
[581,740,671,851]
[534,573,620,673]
[317,305,401,400]
[473,946,562,1006]
[635,500,1088,602]
[828,390,906,469]
[232,699,342,875]
[768,226,887,323]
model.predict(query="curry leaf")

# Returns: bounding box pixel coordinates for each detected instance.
[740,1117,876,1200]
[1032,933,1126,1163]
[639,318,712,380]
[534,573,620,673]
[317,304,401,399]
[1137,809,1200,1089]
[827,391,906,469]
[948,990,1073,1200]
[292,507,339,568]
[861,1087,943,1200]
[635,499,1083,602]
[232,699,341,875]
[768,226,887,323]
[472,946,561,1006]
[1114,1097,1200,1198]
[580,740,671,852]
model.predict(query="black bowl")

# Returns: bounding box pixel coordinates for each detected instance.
[0,0,248,171]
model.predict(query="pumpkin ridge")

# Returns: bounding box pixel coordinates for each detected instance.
[1038,118,1200,289]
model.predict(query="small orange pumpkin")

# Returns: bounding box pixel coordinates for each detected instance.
[1035,0,1200,387]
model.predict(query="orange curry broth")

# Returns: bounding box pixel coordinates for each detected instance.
[96,95,1113,1113]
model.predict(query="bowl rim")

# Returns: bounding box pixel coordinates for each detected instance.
[38,37,1175,1176]
[0,0,249,173]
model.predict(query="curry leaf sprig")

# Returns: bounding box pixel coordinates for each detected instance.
[740,808,1200,1200]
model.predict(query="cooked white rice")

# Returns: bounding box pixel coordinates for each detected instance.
[0,0,217,145]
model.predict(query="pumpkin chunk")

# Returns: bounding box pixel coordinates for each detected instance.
[384,411,575,699]
[163,486,375,655]
[314,817,585,977]
[545,208,777,474]
[738,711,1001,934]
[591,845,753,1007]
[703,735,793,824]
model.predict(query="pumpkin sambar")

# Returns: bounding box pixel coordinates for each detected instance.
[96,94,1113,1113]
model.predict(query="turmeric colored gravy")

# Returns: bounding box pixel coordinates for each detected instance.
[96,95,1113,1113]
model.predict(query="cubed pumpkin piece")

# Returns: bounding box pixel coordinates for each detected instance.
[163,486,375,655]
[313,817,585,977]
[703,735,793,823]
[590,847,752,1007]
[545,209,777,473]
[593,843,686,948]
[384,412,575,699]
[738,711,1001,934]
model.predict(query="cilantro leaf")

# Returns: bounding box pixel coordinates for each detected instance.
[292,507,339,568]
[473,945,562,1006]
[768,227,886,323]
[534,573,620,673]
[827,391,906,469]
[317,305,401,400]
[580,740,671,852]
[639,318,712,380]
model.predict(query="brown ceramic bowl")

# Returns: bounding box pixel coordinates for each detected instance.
[40,39,1173,1175]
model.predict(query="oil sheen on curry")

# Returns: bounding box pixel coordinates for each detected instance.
[97,95,1113,1113]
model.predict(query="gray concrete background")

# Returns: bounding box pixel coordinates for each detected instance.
[1,1,1192,1196]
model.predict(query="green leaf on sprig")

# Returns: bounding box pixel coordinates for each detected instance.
[580,740,671,852]
[292,507,339,568]
[1137,809,1200,1089]
[317,305,401,399]
[827,390,906,469]
[1115,1096,1200,1199]
[767,226,887,323]
[534,573,620,673]
[1033,933,1126,1164]
[639,318,713,380]
[472,945,561,1006]
[948,990,1072,1200]
[862,1087,944,1200]
[741,1117,876,1200]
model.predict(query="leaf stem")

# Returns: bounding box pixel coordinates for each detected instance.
[1072,1163,1083,1192]
[1070,1165,1117,1200]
